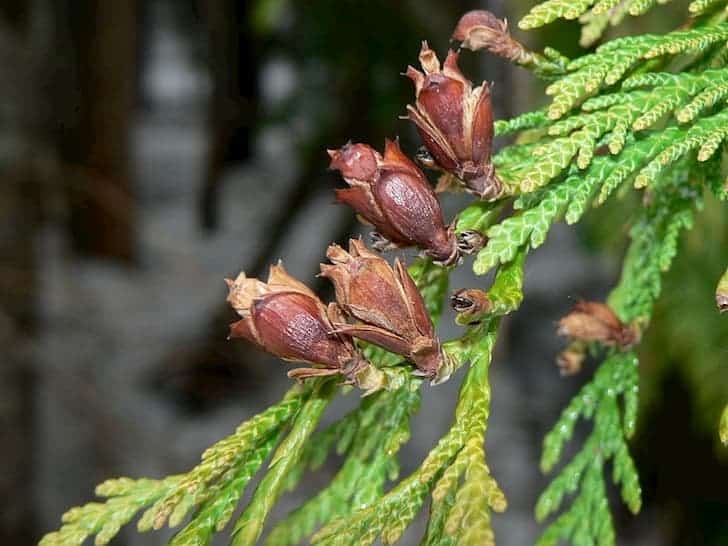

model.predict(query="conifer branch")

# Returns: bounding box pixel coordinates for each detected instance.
[40,3,728,545]
[40,385,309,546]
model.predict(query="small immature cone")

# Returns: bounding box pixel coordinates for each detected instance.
[451,10,532,65]
[405,42,502,200]
[226,263,373,385]
[320,239,446,378]
[557,300,639,350]
[451,288,492,325]
[329,140,475,265]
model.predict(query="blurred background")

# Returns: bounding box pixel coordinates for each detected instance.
[2,0,727,545]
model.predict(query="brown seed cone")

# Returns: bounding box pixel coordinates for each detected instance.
[329,139,459,265]
[405,42,502,200]
[320,239,446,378]
[225,263,371,385]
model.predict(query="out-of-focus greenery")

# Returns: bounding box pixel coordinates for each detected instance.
[584,189,728,439]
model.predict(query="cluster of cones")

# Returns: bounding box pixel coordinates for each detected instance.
[226,240,448,390]
[224,10,639,388]
[224,11,515,388]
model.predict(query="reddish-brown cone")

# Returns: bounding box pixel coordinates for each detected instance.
[557,300,639,350]
[405,42,502,200]
[328,140,462,265]
[225,263,368,382]
[320,239,446,378]
[451,10,530,64]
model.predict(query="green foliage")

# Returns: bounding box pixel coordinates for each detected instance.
[478,100,698,546]
[40,387,307,546]
[265,381,421,545]
[608,174,698,321]
[605,193,728,441]
[473,6,728,285]
[39,478,181,546]
[464,2,728,544]
[690,0,728,15]
[721,404,728,445]
[528,170,697,545]
[535,353,641,546]
[420,327,508,546]
[230,382,336,546]
[309,322,502,546]
[548,25,728,118]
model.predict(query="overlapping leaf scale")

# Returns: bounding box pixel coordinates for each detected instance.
[519,0,598,30]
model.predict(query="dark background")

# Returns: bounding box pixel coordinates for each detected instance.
[2,1,727,545]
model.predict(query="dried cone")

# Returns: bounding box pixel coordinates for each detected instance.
[320,239,447,379]
[405,42,502,200]
[226,263,377,387]
[329,139,472,265]
[557,300,638,350]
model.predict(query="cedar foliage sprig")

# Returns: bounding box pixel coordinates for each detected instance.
[39,386,307,546]
[41,2,728,545]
